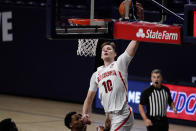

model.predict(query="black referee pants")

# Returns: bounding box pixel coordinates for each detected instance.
[147,117,169,131]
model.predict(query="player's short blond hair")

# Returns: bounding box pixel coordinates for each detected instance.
[101,42,116,52]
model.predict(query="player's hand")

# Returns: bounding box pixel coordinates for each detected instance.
[96,126,104,131]
[173,108,177,114]
[136,2,144,21]
[82,114,91,125]
[104,117,111,131]
[144,119,153,126]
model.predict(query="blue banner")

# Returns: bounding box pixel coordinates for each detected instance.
[93,79,196,123]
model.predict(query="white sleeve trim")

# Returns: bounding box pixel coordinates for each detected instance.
[89,72,98,92]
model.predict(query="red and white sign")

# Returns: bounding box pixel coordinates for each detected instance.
[163,84,196,122]
[113,21,181,44]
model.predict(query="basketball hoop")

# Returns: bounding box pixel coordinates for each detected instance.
[68,18,105,56]
[77,39,98,56]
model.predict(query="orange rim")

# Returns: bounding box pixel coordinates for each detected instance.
[68,18,105,26]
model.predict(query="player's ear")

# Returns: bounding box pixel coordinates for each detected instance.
[114,52,117,57]
[69,119,74,129]
[69,123,73,128]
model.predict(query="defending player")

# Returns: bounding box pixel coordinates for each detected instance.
[82,40,139,131]
[64,112,110,131]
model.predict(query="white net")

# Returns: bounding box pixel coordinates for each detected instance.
[77,39,98,56]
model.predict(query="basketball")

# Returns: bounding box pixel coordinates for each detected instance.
[119,0,131,17]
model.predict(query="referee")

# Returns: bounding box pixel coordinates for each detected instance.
[139,69,177,131]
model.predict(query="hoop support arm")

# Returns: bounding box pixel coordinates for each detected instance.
[151,0,184,22]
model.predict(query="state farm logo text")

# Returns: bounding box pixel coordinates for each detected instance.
[136,28,178,40]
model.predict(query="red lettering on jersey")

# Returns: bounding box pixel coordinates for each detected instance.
[97,75,101,83]
[97,70,117,83]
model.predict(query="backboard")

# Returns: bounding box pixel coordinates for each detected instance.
[46,0,114,39]
[46,0,183,45]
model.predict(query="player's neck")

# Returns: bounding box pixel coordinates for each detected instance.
[104,60,114,67]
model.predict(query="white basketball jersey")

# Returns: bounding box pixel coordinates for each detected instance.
[89,51,133,113]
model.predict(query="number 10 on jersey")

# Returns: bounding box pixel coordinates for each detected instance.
[102,80,113,93]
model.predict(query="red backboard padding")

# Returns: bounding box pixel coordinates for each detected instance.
[113,21,181,44]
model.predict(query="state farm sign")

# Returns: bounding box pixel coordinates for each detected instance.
[113,21,181,44]
[136,28,178,41]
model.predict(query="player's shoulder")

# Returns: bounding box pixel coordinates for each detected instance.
[97,65,104,71]
[117,51,133,61]
[118,51,129,58]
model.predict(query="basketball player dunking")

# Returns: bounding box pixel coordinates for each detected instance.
[82,40,139,131]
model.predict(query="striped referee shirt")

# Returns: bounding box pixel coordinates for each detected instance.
[140,85,173,117]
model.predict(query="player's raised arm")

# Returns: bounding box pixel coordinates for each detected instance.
[125,40,139,57]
